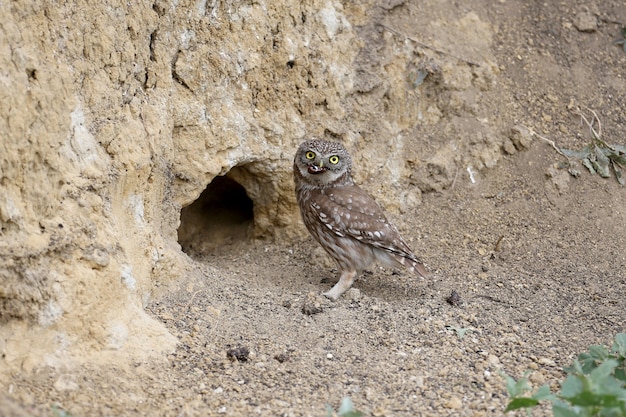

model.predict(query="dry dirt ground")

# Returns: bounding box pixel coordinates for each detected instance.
[3,1,626,416]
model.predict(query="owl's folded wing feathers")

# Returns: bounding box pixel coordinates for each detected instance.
[310,185,426,269]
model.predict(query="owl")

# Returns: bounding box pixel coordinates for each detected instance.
[293,139,430,300]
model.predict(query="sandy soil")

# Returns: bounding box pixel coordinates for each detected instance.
[2,1,626,416]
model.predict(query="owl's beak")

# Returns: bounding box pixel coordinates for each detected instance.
[307,164,327,175]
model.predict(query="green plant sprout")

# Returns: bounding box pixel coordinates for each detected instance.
[614,27,626,52]
[325,397,364,417]
[445,325,473,339]
[501,333,626,416]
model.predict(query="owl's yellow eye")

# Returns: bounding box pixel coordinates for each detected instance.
[329,155,340,164]
[305,151,316,160]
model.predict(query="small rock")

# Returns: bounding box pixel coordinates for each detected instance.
[82,246,110,269]
[444,396,463,409]
[486,354,501,367]
[530,371,547,385]
[301,292,323,315]
[345,288,361,301]
[53,375,79,391]
[509,125,533,150]
[546,165,570,194]
[573,10,597,32]
[226,346,250,362]
[452,347,464,359]
[446,290,462,306]
[274,353,289,363]
[537,357,556,367]
[502,138,517,155]
[411,375,425,388]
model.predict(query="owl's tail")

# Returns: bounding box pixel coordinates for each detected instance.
[399,256,431,278]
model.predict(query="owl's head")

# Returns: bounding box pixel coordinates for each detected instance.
[294,139,353,188]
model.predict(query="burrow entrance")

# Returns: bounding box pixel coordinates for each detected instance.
[178,170,254,257]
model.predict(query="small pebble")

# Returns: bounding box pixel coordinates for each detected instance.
[444,396,463,409]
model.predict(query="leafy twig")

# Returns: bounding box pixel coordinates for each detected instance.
[526,108,626,185]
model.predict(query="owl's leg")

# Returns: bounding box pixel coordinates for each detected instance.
[323,269,357,300]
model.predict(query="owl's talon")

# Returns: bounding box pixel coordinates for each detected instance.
[323,269,357,300]
[322,288,342,301]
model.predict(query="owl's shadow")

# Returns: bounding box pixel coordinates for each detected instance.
[320,269,432,302]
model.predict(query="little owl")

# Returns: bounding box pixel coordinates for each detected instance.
[293,139,429,300]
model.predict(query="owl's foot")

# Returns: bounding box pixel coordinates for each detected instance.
[322,269,357,300]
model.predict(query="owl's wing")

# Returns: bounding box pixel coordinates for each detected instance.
[310,185,420,262]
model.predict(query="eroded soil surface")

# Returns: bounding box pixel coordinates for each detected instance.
[2,1,626,416]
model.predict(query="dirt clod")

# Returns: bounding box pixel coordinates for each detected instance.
[226,346,250,362]
[446,290,463,307]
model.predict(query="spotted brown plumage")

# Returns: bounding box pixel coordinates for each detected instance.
[293,139,430,300]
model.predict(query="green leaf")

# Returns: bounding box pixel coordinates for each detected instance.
[560,375,584,398]
[599,407,626,417]
[589,345,610,361]
[532,384,555,401]
[593,358,618,376]
[612,154,626,167]
[446,325,471,339]
[612,162,625,186]
[337,397,355,414]
[602,145,626,159]
[507,373,532,397]
[565,359,585,376]
[337,397,363,417]
[581,157,596,174]
[561,361,625,408]
[561,147,592,159]
[504,397,540,412]
[612,333,626,357]
[577,353,600,374]
[552,400,585,417]
[611,144,626,155]
[593,146,611,177]
[566,391,625,408]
